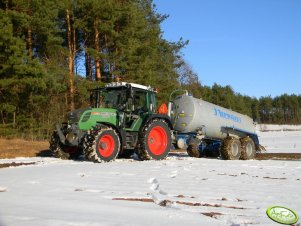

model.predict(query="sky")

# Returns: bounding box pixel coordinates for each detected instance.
[153,0,301,98]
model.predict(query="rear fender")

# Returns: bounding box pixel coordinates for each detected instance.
[140,114,173,133]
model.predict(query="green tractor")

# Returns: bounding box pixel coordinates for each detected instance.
[49,82,172,162]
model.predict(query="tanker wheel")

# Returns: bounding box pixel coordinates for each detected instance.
[49,131,70,160]
[187,139,201,158]
[221,137,241,160]
[240,137,256,160]
[136,119,171,161]
[84,126,120,163]
[187,145,201,158]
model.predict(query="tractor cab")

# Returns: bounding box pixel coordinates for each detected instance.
[89,82,157,131]
[90,82,157,112]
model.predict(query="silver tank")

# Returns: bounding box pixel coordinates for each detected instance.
[171,93,256,139]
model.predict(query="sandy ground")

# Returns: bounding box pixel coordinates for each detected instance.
[0,138,49,159]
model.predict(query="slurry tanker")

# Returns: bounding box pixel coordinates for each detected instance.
[169,90,261,160]
[50,82,262,162]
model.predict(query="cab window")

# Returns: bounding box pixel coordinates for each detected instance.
[133,91,146,112]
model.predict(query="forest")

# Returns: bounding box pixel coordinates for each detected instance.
[0,0,301,140]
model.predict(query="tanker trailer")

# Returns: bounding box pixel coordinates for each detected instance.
[169,91,262,160]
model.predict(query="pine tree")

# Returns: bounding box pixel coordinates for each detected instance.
[0,10,45,134]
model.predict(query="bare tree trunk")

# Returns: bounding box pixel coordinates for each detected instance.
[66,9,75,111]
[85,52,92,80]
[13,112,16,128]
[84,32,92,80]
[64,92,68,116]
[5,0,8,13]
[1,111,5,124]
[94,19,101,81]
[115,47,121,82]
[103,33,109,81]
[113,25,121,82]
[26,0,32,57]
[27,27,33,57]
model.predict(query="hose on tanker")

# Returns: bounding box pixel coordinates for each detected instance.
[169,89,189,102]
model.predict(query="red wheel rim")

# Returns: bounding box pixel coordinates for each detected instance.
[147,126,168,156]
[98,135,115,158]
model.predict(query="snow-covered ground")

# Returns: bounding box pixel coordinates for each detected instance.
[257,124,301,153]
[257,124,301,132]
[0,127,300,226]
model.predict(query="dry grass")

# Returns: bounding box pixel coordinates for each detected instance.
[0,138,49,159]
[256,153,301,160]
[0,162,36,169]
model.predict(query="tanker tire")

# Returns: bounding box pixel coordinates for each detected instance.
[135,119,171,161]
[49,131,70,160]
[83,126,120,163]
[257,144,267,153]
[240,137,256,160]
[221,137,241,160]
[187,144,201,158]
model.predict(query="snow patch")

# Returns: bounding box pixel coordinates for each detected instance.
[257,124,301,132]
[0,187,7,192]
[0,128,301,225]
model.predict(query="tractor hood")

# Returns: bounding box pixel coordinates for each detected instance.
[67,108,91,124]
[78,108,118,131]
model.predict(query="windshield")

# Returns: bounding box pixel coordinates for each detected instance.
[91,88,127,110]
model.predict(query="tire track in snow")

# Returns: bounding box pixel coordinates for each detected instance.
[111,177,261,224]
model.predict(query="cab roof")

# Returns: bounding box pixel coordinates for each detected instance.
[105,82,156,92]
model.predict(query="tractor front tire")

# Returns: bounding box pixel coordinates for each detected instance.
[49,131,70,160]
[240,137,256,160]
[221,137,241,160]
[84,126,120,163]
[136,119,171,161]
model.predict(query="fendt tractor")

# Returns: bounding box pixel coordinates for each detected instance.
[50,82,172,162]
[50,82,263,162]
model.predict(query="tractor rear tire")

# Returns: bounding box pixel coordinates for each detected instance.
[221,137,241,160]
[83,126,120,163]
[136,119,171,161]
[49,131,70,160]
[240,137,256,160]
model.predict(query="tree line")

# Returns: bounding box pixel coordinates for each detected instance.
[0,0,186,139]
[0,0,300,140]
